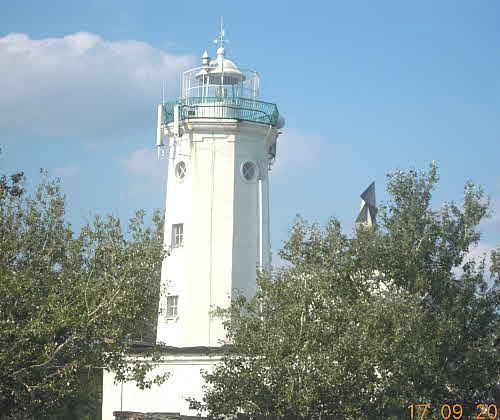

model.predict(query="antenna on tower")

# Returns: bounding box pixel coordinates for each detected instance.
[157,81,167,160]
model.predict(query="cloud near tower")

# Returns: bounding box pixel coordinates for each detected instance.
[0,32,194,140]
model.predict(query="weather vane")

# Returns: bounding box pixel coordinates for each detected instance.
[214,16,228,49]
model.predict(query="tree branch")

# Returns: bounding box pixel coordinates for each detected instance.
[11,336,75,376]
[87,274,125,324]
[84,264,95,316]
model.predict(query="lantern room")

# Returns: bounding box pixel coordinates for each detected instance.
[182,46,260,100]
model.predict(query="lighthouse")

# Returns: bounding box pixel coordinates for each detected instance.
[155,30,283,348]
[102,24,283,418]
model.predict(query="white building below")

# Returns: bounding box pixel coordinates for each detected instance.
[102,348,221,419]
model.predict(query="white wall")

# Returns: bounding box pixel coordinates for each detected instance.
[156,120,278,348]
[101,354,220,419]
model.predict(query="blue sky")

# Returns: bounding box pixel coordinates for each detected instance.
[1,0,499,262]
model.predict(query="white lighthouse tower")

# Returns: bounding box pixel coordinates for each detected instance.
[155,29,283,349]
[102,25,283,418]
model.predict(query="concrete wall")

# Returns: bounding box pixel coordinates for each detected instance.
[156,120,278,348]
[102,354,220,420]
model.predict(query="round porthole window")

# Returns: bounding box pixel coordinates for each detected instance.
[241,161,257,181]
[175,161,186,180]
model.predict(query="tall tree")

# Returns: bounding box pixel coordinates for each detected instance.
[0,170,167,418]
[190,164,499,419]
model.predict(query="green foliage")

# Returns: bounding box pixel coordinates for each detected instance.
[0,170,168,418]
[191,164,499,419]
[492,246,500,283]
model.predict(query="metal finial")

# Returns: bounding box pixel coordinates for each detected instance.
[202,50,209,66]
[214,16,228,49]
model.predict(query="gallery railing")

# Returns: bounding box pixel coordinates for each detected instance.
[162,97,279,126]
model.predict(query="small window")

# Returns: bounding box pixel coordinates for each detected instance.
[171,223,184,247]
[166,295,178,317]
[241,161,257,181]
[175,161,186,180]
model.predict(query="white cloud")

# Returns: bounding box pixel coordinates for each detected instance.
[54,164,80,178]
[120,147,167,195]
[121,148,164,180]
[0,32,194,140]
[465,242,495,275]
[271,128,327,175]
[449,242,497,288]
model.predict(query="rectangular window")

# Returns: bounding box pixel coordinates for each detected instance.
[171,223,183,247]
[166,295,178,317]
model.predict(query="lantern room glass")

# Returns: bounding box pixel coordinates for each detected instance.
[182,66,260,100]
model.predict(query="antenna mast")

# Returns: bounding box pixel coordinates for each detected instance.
[214,16,228,49]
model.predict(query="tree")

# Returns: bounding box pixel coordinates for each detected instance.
[0,169,168,418]
[190,164,499,419]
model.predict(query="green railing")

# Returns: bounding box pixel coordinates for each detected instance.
[162,97,279,126]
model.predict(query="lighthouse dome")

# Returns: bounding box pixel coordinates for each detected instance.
[207,47,245,84]
[185,44,260,99]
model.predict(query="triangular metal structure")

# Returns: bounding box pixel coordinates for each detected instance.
[355,181,377,227]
